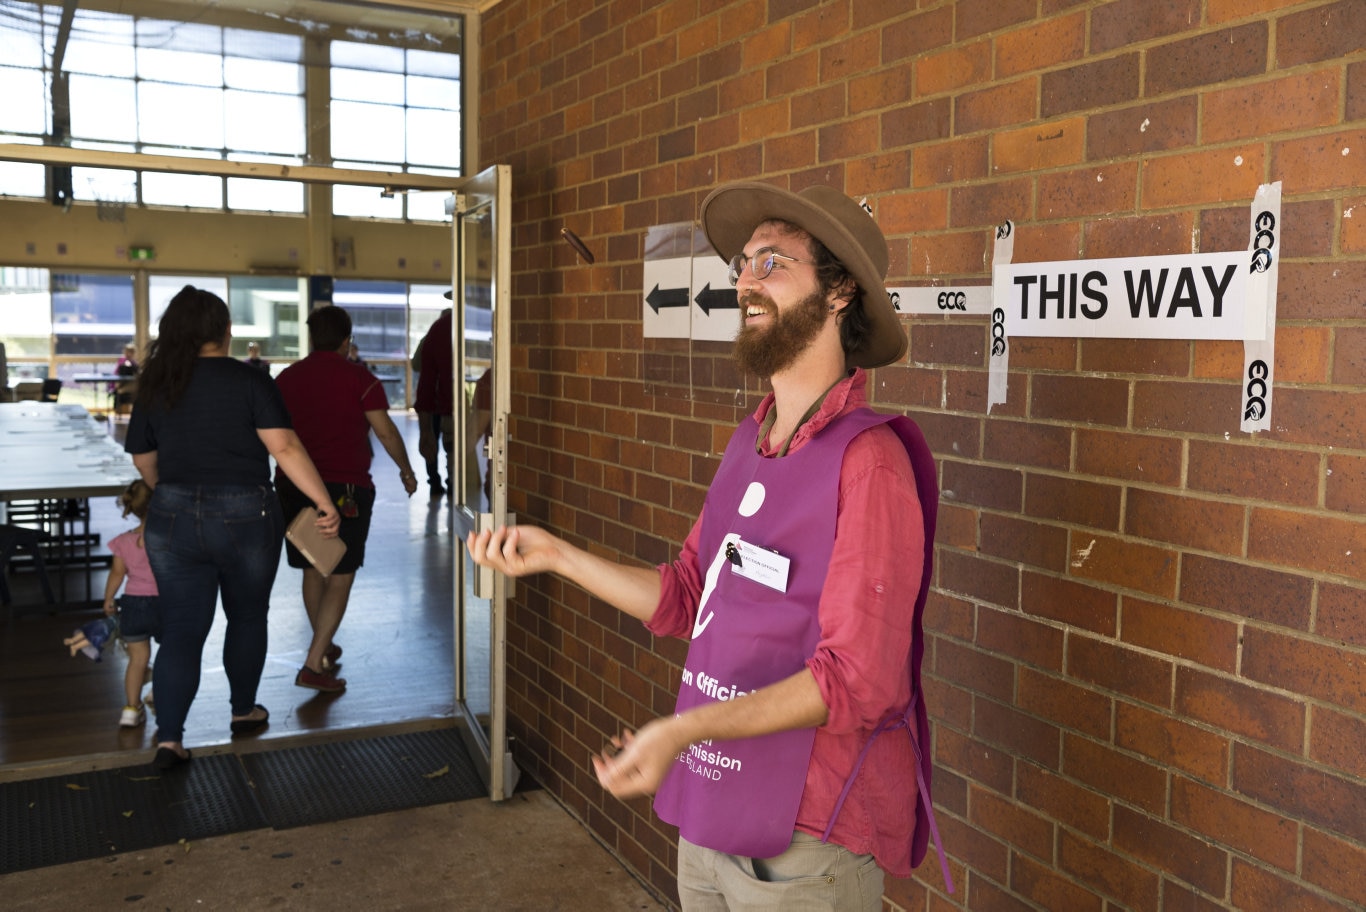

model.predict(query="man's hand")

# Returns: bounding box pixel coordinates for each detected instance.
[591,718,684,798]
[465,524,563,578]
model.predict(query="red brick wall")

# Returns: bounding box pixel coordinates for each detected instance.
[477,1,1366,908]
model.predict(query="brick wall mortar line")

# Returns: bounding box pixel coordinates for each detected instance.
[950,583,1366,666]
[940,539,1366,612]
[956,742,1339,900]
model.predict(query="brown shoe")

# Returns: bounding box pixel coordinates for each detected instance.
[295,665,346,693]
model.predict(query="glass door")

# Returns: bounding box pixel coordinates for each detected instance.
[451,164,518,800]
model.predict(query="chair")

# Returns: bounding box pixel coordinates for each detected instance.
[40,378,62,402]
[0,523,56,616]
[114,377,137,416]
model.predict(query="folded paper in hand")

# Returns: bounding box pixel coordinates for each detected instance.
[285,508,346,577]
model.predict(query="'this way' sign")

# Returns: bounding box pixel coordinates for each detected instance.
[997,250,1262,341]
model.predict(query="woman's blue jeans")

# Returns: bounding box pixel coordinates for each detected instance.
[144,484,284,743]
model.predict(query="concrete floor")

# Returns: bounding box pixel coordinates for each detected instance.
[2,788,666,911]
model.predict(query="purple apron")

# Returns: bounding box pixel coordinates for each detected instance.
[653,408,912,859]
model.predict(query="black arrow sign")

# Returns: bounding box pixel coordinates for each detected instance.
[646,284,689,314]
[694,283,738,316]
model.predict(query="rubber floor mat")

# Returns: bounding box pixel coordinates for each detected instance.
[1,727,485,874]
[1,752,268,875]
[238,727,484,829]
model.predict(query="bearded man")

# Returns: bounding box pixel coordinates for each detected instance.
[468,182,945,910]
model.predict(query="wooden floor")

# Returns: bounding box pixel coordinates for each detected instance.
[0,414,463,770]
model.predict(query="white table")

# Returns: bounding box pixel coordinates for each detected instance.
[0,403,138,609]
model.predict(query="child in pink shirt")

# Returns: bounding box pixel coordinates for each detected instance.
[101,480,160,728]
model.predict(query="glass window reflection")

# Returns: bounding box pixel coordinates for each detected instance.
[50,273,135,357]
[227,276,302,369]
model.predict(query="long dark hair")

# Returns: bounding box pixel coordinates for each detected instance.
[136,285,230,409]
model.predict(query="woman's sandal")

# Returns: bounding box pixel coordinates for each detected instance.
[230,704,270,736]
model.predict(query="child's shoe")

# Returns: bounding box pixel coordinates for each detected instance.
[120,704,146,727]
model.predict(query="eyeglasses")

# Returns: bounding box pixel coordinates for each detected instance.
[727,247,804,286]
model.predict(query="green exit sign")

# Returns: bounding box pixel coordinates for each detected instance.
[128,245,155,261]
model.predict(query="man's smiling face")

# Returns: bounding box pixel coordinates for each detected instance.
[732,222,833,379]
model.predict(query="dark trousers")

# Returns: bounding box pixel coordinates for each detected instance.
[425,410,450,492]
[144,484,284,742]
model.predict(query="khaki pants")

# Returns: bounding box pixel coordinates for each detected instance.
[676,831,884,912]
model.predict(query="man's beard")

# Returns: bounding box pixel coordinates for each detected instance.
[733,289,829,379]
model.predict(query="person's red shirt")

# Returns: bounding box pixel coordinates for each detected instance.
[414,309,454,415]
[275,350,389,488]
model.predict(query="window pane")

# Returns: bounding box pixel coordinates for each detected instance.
[409,284,449,350]
[227,176,304,213]
[407,74,460,111]
[226,90,303,155]
[139,82,224,148]
[332,41,404,74]
[136,18,221,56]
[225,28,302,69]
[70,74,137,143]
[225,56,302,93]
[0,158,44,198]
[0,267,53,361]
[142,171,223,208]
[0,66,47,134]
[51,273,135,357]
[333,181,403,219]
[332,67,405,105]
[331,101,405,162]
[66,15,135,78]
[149,275,228,333]
[0,9,47,69]
[407,188,456,223]
[407,108,460,167]
[70,166,136,204]
[228,276,302,365]
[407,48,460,80]
[334,280,408,358]
[137,46,223,87]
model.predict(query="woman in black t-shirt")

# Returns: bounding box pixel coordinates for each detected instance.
[126,286,339,770]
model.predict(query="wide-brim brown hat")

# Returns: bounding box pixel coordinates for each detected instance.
[699,181,907,369]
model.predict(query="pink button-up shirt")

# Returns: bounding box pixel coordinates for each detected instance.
[650,368,927,877]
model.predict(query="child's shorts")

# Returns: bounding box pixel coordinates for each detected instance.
[117,595,160,643]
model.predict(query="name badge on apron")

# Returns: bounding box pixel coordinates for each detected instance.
[725,538,790,592]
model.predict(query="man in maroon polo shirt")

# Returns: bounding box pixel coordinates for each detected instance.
[275,305,418,692]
